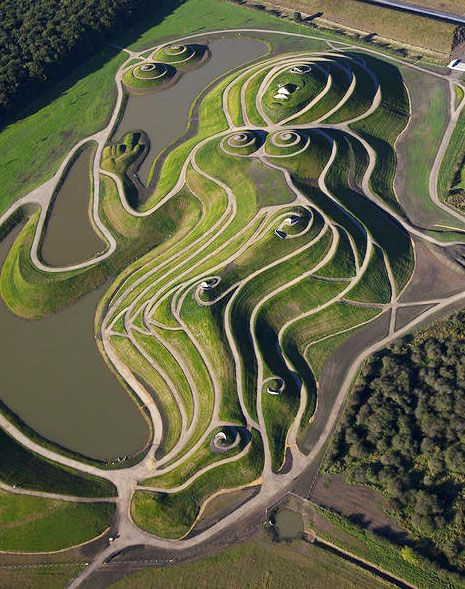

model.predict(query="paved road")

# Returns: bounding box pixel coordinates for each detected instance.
[363,0,465,24]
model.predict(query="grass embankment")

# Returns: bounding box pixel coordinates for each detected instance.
[101,170,219,325]
[0,214,108,319]
[0,490,114,552]
[131,431,263,538]
[108,532,390,589]
[350,53,409,216]
[346,245,391,304]
[325,58,377,125]
[0,177,200,319]
[257,273,345,471]
[0,428,115,497]
[110,335,182,458]
[143,427,249,489]
[317,229,356,278]
[230,229,332,423]
[138,327,215,464]
[311,505,465,589]
[177,289,243,424]
[325,130,414,293]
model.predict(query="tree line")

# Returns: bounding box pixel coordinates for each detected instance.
[326,309,465,573]
[0,0,179,120]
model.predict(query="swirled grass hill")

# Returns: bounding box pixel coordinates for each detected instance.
[91,49,414,539]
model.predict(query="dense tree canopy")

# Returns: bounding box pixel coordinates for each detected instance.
[326,309,465,572]
[0,0,172,118]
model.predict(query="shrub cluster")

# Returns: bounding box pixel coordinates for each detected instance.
[326,309,465,571]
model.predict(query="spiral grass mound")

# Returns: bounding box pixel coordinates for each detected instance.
[263,130,309,158]
[262,63,328,122]
[220,130,263,157]
[122,61,176,91]
[151,43,207,66]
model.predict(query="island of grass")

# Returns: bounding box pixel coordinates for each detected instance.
[122,62,176,91]
[150,43,208,67]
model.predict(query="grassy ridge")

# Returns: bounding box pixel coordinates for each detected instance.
[346,245,391,304]
[111,335,182,458]
[143,427,249,489]
[325,131,413,293]
[350,54,409,216]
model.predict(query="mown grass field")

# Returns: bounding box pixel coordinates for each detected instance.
[108,532,390,589]
[262,0,455,54]
[0,490,114,552]
[0,564,86,589]
[402,0,465,14]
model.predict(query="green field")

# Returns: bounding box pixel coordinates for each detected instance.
[108,533,391,589]
[0,490,114,552]
[0,427,116,497]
